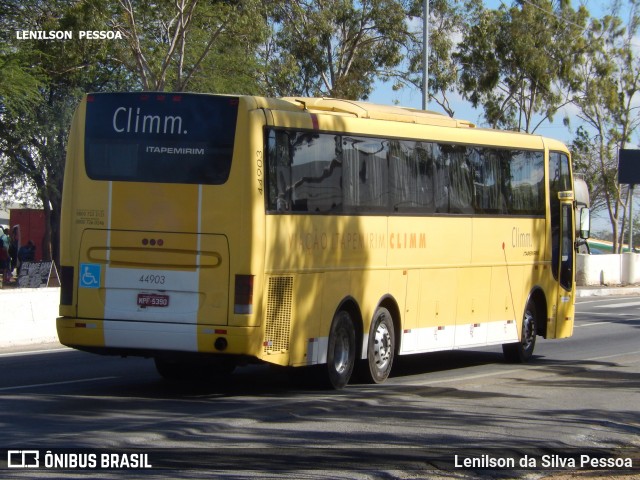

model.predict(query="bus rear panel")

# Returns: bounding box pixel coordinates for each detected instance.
[58,93,266,364]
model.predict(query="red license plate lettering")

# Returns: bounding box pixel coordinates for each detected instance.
[137,293,169,307]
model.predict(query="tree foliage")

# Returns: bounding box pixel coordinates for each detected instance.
[568,1,640,252]
[0,0,267,264]
[113,0,267,93]
[0,0,130,263]
[456,0,588,132]
[0,1,44,114]
[392,0,472,117]
[263,0,415,99]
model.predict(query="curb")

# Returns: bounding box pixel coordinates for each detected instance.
[576,286,640,298]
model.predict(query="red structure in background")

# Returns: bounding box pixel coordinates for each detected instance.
[10,209,45,262]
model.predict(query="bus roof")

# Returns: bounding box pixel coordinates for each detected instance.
[252,95,568,151]
[278,97,475,129]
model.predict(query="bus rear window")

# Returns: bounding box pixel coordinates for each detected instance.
[84,93,238,185]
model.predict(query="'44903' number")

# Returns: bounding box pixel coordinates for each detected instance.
[139,274,165,285]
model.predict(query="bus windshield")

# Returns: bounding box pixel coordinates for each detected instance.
[84,93,238,185]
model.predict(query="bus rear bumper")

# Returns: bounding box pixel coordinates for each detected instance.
[56,317,261,358]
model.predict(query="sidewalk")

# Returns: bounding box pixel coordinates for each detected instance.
[576,284,640,297]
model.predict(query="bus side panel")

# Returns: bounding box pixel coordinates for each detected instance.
[400,269,420,353]
[454,266,491,347]
[487,267,519,342]
[264,214,389,366]
[472,217,545,342]
[319,270,351,362]
[389,216,469,353]
[412,269,458,352]
[286,273,321,366]
[265,215,389,273]
[387,217,471,269]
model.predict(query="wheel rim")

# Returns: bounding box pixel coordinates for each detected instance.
[522,309,535,350]
[372,320,392,371]
[333,329,350,374]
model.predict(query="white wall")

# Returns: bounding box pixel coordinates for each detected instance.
[577,253,640,286]
[0,287,59,347]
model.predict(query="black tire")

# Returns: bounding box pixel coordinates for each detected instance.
[360,307,395,384]
[326,310,356,389]
[503,299,537,363]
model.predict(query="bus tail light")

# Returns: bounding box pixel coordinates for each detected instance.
[60,266,74,306]
[234,275,254,314]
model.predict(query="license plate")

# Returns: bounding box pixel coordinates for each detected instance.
[137,293,170,307]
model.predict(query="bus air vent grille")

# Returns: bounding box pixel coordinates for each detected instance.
[265,276,293,353]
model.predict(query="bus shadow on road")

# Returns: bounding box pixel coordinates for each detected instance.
[386,349,505,379]
[105,349,514,397]
[510,356,640,391]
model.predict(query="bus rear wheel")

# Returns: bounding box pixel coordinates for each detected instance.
[361,307,395,384]
[503,299,537,363]
[326,310,356,389]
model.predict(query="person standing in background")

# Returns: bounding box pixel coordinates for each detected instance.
[0,227,10,283]
[9,226,18,277]
[17,240,36,274]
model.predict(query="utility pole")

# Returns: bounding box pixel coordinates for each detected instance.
[422,0,429,110]
[629,185,635,252]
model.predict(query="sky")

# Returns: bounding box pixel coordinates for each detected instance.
[367,0,616,145]
[367,1,634,233]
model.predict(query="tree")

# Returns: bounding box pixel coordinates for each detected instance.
[0,0,131,265]
[113,0,267,92]
[455,0,588,132]
[0,48,41,115]
[568,1,640,252]
[263,0,416,99]
[394,0,474,117]
[420,0,469,116]
[570,126,609,218]
[1,0,267,267]
[0,0,43,122]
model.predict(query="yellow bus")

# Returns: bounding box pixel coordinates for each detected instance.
[58,93,586,388]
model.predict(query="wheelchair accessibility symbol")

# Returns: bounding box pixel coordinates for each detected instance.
[79,263,101,289]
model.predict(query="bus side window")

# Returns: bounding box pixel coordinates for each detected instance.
[267,130,292,212]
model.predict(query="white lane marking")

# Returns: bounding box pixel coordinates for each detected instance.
[0,347,71,358]
[420,369,522,385]
[575,321,611,328]
[593,301,640,309]
[0,377,117,392]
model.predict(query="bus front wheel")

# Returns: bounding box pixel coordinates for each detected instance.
[503,299,537,363]
[326,310,356,389]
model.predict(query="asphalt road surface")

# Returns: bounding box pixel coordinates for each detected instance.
[1,295,639,479]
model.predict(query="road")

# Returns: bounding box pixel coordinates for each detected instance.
[0,296,639,479]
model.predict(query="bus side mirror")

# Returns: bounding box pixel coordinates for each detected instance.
[579,207,590,239]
